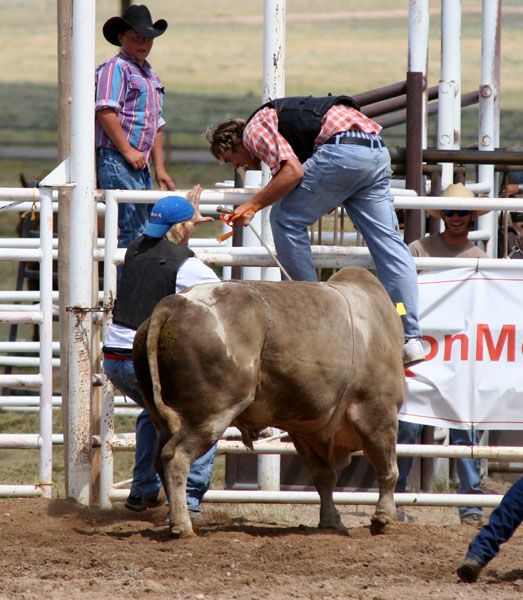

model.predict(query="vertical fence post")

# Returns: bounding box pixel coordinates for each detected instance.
[438,0,462,189]
[99,190,119,508]
[477,0,502,257]
[257,0,287,492]
[38,187,54,498]
[405,0,429,244]
[66,0,96,504]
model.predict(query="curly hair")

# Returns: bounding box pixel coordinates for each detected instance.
[204,118,246,159]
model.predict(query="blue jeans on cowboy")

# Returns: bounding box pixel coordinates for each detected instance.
[103,357,217,512]
[465,476,523,566]
[96,147,153,249]
[396,420,484,520]
[269,136,421,339]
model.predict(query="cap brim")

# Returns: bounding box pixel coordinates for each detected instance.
[143,222,171,238]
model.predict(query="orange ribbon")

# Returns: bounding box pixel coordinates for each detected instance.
[217,212,237,242]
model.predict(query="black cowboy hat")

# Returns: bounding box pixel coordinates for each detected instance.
[103,4,167,47]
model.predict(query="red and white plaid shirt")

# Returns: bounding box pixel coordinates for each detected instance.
[243,104,382,175]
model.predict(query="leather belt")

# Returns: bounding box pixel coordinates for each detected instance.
[324,134,385,149]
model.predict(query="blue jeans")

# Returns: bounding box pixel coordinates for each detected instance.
[269,141,421,339]
[103,357,217,510]
[96,147,153,249]
[396,420,483,519]
[467,477,523,565]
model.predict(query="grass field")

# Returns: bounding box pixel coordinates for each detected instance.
[1,1,522,147]
[1,1,522,498]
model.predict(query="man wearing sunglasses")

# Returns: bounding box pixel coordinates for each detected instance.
[409,184,489,258]
[397,182,488,526]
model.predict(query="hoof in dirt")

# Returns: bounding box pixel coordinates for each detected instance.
[369,516,394,535]
[318,522,349,536]
[169,526,196,539]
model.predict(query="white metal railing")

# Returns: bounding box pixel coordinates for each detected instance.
[3,185,523,506]
[93,186,523,510]
[0,188,54,498]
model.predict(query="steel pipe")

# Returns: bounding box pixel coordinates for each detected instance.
[107,487,505,509]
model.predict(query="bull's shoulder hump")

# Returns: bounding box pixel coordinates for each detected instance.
[181,280,263,307]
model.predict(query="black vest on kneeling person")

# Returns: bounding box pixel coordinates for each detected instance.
[112,236,194,331]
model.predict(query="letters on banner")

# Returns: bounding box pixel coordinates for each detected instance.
[401,266,523,430]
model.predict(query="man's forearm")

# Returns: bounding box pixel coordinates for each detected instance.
[248,158,304,211]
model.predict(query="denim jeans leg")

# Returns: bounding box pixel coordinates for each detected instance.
[132,409,162,497]
[102,358,161,497]
[396,421,423,492]
[270,144,379,281]
[269,143,421,338]
[96,147,153,249]
[450,428,484,519]
[186,445,218,512]
[467,477,523,565]
[342,148,421,339]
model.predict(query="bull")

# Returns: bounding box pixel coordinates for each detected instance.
[133,267,405,538]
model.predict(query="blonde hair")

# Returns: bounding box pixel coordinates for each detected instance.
[165,221,193,244]
[204,118,246,159]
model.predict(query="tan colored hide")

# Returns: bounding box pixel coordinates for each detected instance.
[134,267,405,539]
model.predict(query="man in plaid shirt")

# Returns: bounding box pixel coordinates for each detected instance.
[206,96,425,366]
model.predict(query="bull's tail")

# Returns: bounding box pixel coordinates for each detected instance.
[146,302,183,433]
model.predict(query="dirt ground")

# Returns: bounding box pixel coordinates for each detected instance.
[1,478,522,600]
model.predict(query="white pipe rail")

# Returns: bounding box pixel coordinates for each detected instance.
[0,357,60,368]
[477,0,502,256]
[0,311,43,323]
[0,486,45,498]
[106,485,508,509]
[0,342,60,352]
[438,0,462,188]
[0,291,59,302]
[101,189,523,212]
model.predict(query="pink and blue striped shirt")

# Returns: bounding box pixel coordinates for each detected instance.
[95,51,166,163]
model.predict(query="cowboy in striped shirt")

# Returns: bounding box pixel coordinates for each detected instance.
[96,5,175,250]
[206,96,425,366]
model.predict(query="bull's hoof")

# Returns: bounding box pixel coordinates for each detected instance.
[169,525,196,539]
[369,515,394,535]
[318,521,349,536]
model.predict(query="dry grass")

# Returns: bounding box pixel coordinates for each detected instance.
[1,1,521,107]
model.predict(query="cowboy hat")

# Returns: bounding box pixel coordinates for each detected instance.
[103,5,167,47]
[427,182,490,218]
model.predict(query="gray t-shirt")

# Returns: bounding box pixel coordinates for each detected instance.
[408,234,487,258]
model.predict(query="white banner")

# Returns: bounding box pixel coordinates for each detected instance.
[402,266,523,430]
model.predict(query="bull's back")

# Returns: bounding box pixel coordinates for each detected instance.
[246,271,403,428]
[135,271,404,433]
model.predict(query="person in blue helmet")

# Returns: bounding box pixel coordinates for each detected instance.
[103,186,219,515]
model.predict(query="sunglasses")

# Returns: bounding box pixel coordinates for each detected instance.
[442,210,470,217]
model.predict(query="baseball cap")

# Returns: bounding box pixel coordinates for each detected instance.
[143,195,195,238]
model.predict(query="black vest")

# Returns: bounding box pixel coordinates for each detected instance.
[112,236,194,331]
[247,95,361,163]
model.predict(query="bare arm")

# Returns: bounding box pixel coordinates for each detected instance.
[232,158,304,225]
[151,129,175,190]
[96,108,146,170]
